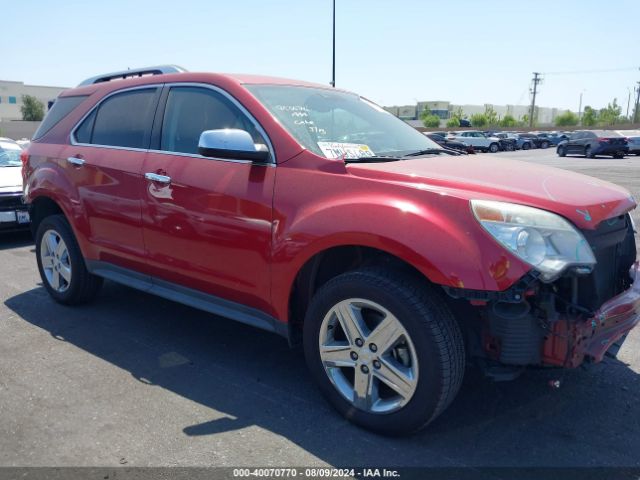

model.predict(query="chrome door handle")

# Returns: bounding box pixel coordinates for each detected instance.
[145,172,171,184]
[67,157,85,166]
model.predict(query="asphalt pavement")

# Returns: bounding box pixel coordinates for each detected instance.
[1,148,639,468]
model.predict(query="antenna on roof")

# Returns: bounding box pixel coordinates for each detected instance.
[77,65,187,87]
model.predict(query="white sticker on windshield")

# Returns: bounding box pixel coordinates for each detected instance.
[317,142,375,160]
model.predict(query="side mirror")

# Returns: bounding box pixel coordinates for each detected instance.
[198,129,270,163]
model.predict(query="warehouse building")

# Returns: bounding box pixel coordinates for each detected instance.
[0,80,66,121]
[384,100,564,127]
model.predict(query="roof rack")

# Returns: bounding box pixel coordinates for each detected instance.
[77,65,187,87]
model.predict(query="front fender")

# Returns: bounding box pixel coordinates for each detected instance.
[270,163,531,322]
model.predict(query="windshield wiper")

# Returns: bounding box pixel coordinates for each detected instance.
[343,156,402,164]
[403,148,461,157]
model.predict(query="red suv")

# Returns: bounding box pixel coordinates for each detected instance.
[22,66,639,435]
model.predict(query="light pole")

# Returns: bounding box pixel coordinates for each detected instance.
[578,91,584,125]
[330,0,336,87]
[627,87,632,119]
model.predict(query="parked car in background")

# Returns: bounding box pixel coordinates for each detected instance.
[557,130,629,158]
[494,132,533,150]
[425,133,475,154]
[15,138,31,149]
[516,133,548,149]
[616,130,640,155]
[22,66,640,435]
[0,138,30,231]
[450,130,501,152]
[535,132,568,146]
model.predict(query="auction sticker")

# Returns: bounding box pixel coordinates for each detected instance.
[317,142,375,159]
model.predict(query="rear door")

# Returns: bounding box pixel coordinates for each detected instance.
[61,86,161,271]
[141,84,275,312]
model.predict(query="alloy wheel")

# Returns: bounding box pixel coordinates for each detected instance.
[318,298,419,414]
[40,229,72,292]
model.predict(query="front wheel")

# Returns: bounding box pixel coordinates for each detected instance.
[522,142,531,150]
[488,143,499,153]
[303,268,465,435]
[557,145,566,157]
[540,141,550,149]
[35,215,103,305]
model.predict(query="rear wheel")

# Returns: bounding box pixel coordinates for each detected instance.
[303,268,465,435]
[522,142,531,150]
[540,141,550,149]
[488,143,499,153]
[613,152,624,159]
[35,215,102,305]
[557,145,566,157]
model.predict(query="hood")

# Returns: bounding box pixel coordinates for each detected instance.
[346,155,636,230]
[0,166,24,194]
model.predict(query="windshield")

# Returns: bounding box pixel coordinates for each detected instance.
[246,85,441,159]
[0,142,22,167]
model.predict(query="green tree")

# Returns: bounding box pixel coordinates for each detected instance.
[20,95,45,121]
[581,106,597,126]
[470,113,488,128]
[554,110,579,127]
[484,105,499,127]
[499,114,517,128]
[446,117,460,128]
[598,98,621,126]
[420,112,441,128]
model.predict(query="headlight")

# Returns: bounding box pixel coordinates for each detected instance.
[471,200,596,282]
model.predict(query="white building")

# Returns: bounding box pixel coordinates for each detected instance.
[386,100,567,127]
[0,80,67,121]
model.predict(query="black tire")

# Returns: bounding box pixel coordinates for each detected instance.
[585,145,594,158]
[303,268,465,435]
[557,145,566,157]
[613,152,624,159]
[488,143,499,153]
[540,141,550,149]
[522,142,531,150]
[35,214,103,305]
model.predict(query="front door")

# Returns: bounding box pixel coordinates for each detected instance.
[141,85,275,313]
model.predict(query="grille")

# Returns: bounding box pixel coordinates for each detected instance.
[577,214,636,311]
[0,194,24,210]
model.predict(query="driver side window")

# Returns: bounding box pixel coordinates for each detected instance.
[160,86,264,155]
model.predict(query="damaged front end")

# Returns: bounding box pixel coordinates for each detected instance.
[446,213,638,374]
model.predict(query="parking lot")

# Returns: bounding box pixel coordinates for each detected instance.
[1,148,639,468]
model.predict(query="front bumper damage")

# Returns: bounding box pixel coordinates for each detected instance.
[543,262,640,367]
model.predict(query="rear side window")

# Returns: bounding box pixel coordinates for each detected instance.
[33,95,87,140]
[77,88,158,149]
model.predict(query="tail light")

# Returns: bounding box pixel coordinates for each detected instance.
[20,149,29,166]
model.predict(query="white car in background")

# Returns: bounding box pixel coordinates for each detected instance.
[449,130,501,153]
[0,138,30,231]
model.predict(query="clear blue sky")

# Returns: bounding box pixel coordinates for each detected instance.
[3,0,639,112]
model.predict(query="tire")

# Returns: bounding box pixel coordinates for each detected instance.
[522,142,531,150]
[613,152,624,159]
[540,141,550,149]
[303,268,465,435]
[557,145,566,157]
[35,214,103,305]
[585,145,594,158]
[488,143,499,153]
